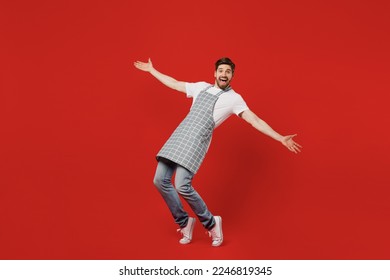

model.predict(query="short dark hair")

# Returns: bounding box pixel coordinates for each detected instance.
[215,57,235,73]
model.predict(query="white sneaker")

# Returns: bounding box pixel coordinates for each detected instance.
[177,217,195,244]
[208,216,223,247]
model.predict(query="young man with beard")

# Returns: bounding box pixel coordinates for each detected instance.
[133,57,302,247]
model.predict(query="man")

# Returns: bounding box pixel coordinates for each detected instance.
[133,57,302,247]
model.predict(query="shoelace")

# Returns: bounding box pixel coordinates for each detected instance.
[207,229,221,241]
[177,228,189,238]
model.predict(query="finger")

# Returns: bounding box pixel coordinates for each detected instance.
[288,143,301,153]
[288,146,296,153]
[293,142,303,148]
[134,62,147,68]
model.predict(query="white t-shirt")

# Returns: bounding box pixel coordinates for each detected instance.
[185,82,249,128]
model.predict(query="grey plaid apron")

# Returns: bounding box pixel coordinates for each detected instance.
[157,85,230,174]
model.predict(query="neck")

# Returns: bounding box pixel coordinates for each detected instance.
[214,83,232,91]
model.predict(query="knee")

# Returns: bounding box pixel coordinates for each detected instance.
[174,166,194,195]
[175,178,193,195]
[153,177,159,188]
[153,173,171,190]
[153,174,163,188]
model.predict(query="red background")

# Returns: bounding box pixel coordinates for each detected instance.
[1,0,389,259]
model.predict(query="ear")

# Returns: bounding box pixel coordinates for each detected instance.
[214,71,217,78]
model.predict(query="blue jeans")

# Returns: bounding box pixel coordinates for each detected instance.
[153,158,215,230]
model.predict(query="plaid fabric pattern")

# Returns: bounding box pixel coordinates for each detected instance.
[157,85,229,174]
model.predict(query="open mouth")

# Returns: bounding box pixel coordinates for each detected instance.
[219,77,228,83]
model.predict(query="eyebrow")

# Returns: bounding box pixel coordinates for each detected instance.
[218,68,232,72]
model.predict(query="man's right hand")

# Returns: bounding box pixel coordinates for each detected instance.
[134,58,154,72]
[133,58,187,93]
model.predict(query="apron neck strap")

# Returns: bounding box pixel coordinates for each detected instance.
[203,85,232,96]
[216,85,232,97]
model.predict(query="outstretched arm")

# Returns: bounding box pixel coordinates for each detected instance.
[240,109,302,153]
[134,58,186,93]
